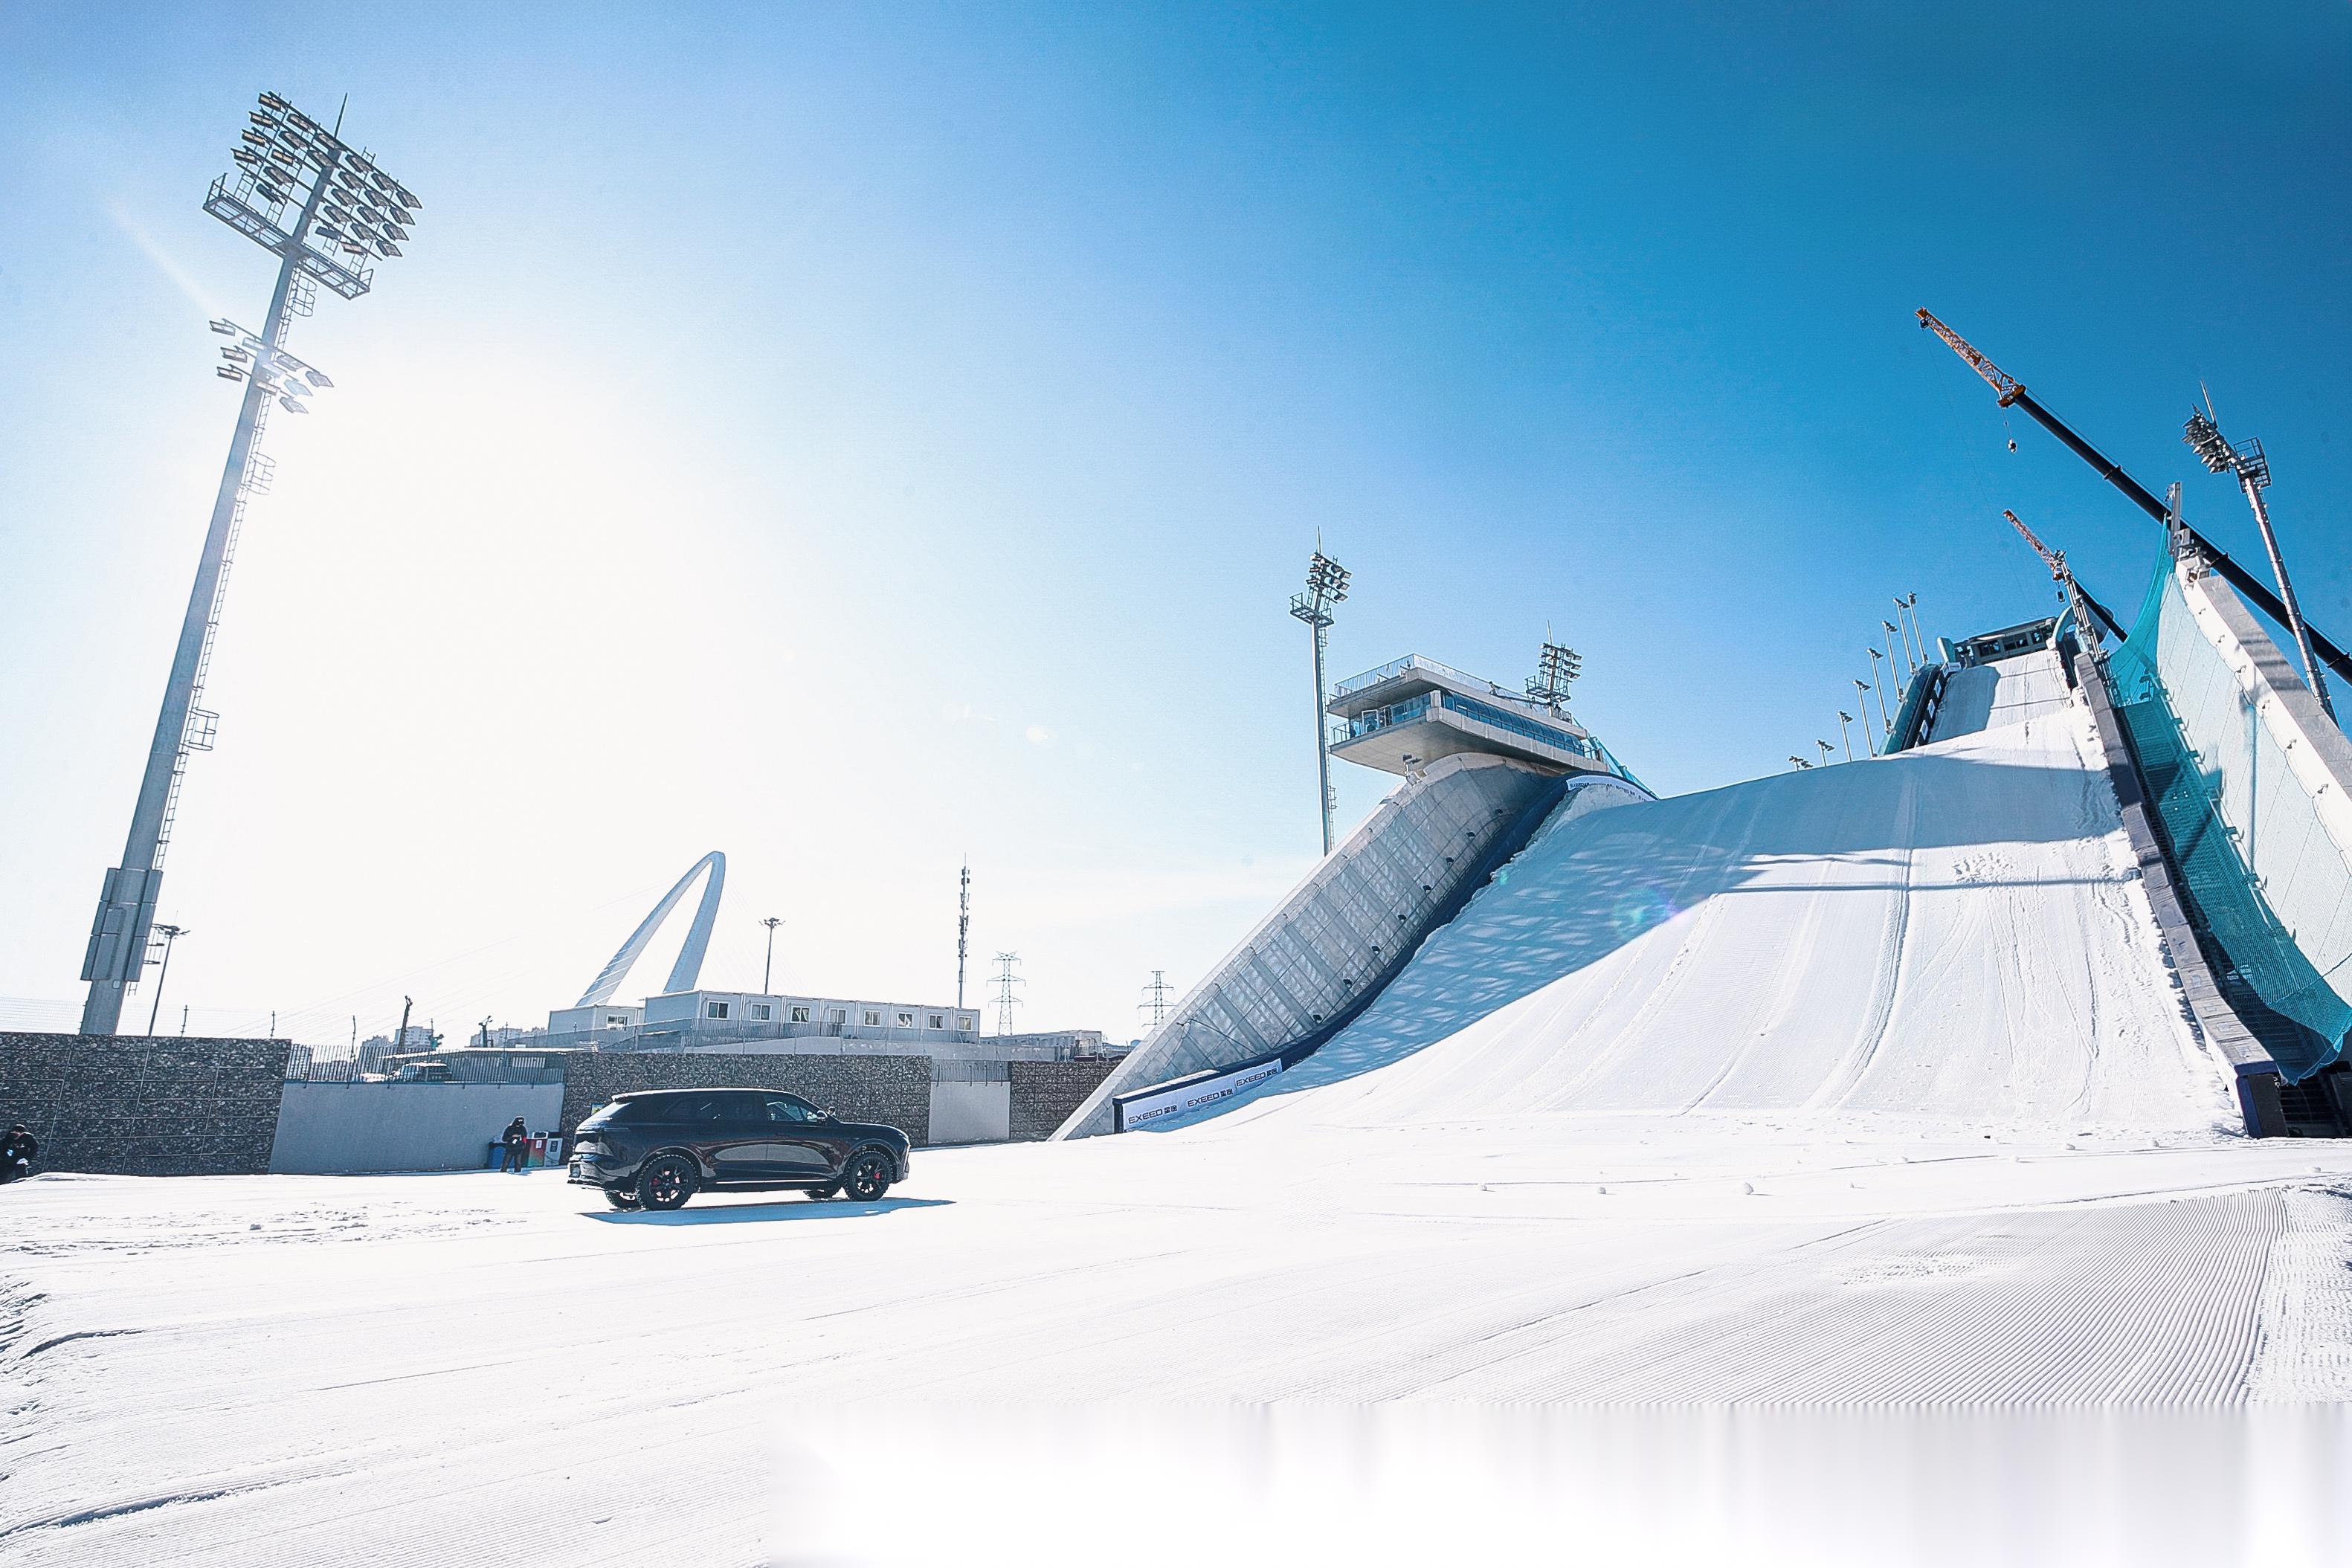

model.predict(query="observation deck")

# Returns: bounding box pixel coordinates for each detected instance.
[1327,654,1629,780]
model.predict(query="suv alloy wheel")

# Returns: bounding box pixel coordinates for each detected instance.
[637,1155,698,1211]
[842,1149,893,1201]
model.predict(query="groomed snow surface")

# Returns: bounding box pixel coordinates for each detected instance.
[10,679,2352,1567]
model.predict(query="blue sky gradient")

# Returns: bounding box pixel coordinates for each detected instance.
[2,3,2346,1039]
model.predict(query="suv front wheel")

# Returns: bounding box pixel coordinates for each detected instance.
[637,1155,698,1211]
[842,1149,894,1202]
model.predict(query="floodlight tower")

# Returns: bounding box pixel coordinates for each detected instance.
[2185,408,2333,720]
[78,92,422,1036]
[1525,641,1582,713]
[1289,550,1351,856]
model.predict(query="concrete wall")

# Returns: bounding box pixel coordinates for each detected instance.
[270,1080,567,1174]
[0,1033,286,1176]
[1056,759,1649,1138]
[1008,1060,1119,1142]
[558,1051,931,1146]
[928,1080,1011,1144]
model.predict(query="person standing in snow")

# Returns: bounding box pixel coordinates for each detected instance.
[1,1123,36,1185]
[499,1116,530,1173]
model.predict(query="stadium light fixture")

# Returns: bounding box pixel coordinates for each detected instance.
[2185,406,2333,720]
[77,91,422,1036]
[1290,549,1351,856]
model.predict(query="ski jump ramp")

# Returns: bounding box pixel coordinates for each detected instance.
[1124,651,2240,1143]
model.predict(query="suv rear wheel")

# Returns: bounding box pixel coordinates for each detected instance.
[842,1149,894,1202]
[637,1155,698,1211]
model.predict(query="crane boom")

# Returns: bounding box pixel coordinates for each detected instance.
[2003,509,2127,644]
[1918,309,2352,688]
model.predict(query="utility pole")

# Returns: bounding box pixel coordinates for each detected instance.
[1289,549,1352,856]
[760,916,783,995]
[143,925,187,1035]
[80,92,422,1035]
[1139,969,1173,1031]
[392,995,413,1056]
[2186,407,2334,720]
[1837,711,1855,763]
[990,952,1025,1037]
[956,862,970,1010]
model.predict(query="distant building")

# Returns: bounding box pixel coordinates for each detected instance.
[590,989,983,1050]
[546,1004,643,1035]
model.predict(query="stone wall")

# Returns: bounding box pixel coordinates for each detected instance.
[0,1033,287,1176]
[1008,1059,1120,1143]
[558,1051,931,1146]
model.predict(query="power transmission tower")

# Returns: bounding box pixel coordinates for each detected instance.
[80,91,423,1034]
[1289,549,1351,856]
[1139,969,1173,1030]
[956,862,970,1010]
[990,952,1024,1036]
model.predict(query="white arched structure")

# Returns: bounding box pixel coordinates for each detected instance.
[577,851,726,1007]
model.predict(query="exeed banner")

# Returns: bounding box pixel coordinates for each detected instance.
[1115,1056,1284,1132]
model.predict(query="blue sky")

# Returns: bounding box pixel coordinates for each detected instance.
[2,2,2347,1042]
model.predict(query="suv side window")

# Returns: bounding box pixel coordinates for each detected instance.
[762,1096,819,1123]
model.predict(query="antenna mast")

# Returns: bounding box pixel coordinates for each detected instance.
[956,862,971,1010]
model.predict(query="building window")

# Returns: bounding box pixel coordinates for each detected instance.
[749,1003,772,1021]
[790,1005,811,1023]
[828,1009,846,1025]
[705,1001,730,1020]
[605,1015,628,1028]
[958,1015,976,1032]
[896,1010,915,1027]
[864,1010,881,1026]
[927,1013,944,1030]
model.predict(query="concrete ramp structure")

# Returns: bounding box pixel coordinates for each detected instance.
[1055,755,1649,1138]
[1153,684,2241,1140]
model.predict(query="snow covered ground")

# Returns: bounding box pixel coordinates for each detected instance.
[9,688,2352,1567]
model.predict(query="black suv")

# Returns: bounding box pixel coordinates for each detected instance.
[567,1088,911,1211]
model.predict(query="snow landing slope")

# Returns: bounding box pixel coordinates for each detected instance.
[1167,652,2239,1141]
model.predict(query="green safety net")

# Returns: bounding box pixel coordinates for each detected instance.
[2106,553,2352,1080]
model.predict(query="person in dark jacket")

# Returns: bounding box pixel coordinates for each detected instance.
[500,1116,530,1173]
[1,1124,36,1184]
